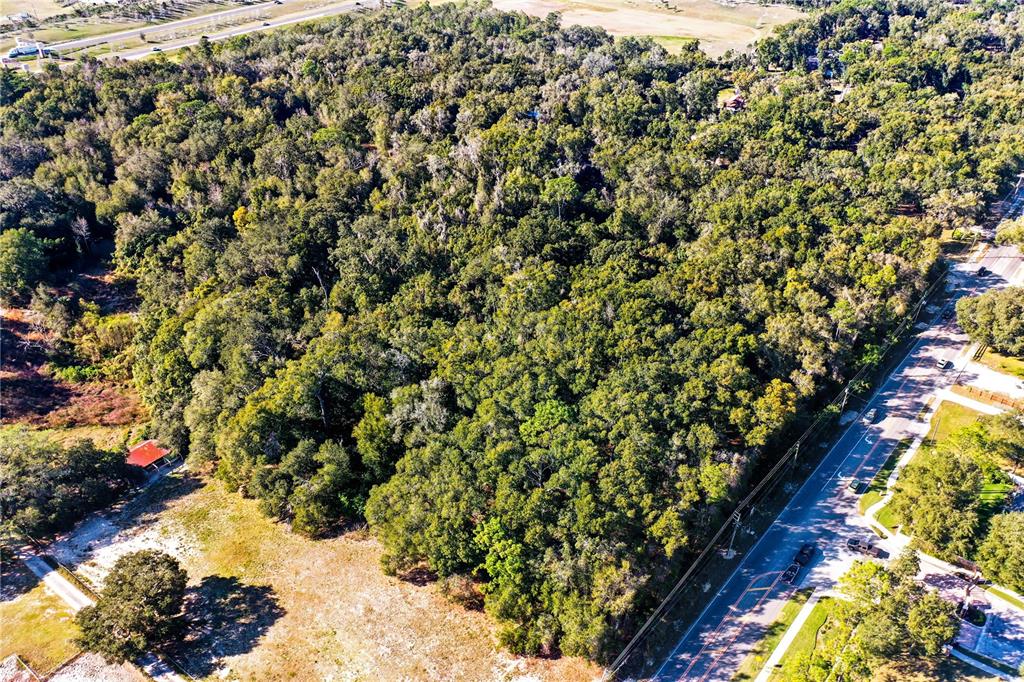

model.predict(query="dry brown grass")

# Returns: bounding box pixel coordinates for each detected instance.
[487,0,804,57]
[0,306,145,429]
[59,473,602,681]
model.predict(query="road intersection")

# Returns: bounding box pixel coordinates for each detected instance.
[653,231,1024,680]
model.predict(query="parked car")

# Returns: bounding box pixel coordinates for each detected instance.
[782,563,801,585]
[935,358,950,370]
[954,571,991,586]
[848,479,866,494]
[794,543,816,566]
[847,538,882,557]
[977,266,990,277]
[861,408,878,424]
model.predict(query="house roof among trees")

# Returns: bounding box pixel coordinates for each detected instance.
[126,440,169,467]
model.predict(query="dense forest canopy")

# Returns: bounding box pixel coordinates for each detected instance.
[3,0,1024,659]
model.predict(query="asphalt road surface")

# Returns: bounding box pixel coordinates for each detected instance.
[115,1,359,60]
[49,0,304,52]
[654,224,1024,680]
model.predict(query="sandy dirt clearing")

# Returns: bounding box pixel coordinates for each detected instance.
[48,471,602,681]
[490,0,803,56]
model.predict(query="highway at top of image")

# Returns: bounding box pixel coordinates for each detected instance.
[652,195,1024,681]
[45,0,337,52]
[113,1,359,60]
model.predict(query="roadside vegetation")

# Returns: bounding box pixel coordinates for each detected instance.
[858,438,911,515]
[733,588,813,681]
[779,550,958,681]
[4,0,1024,665]
[957,287,1024,357]
[889,410,1024,580]
[977,349,1024,380]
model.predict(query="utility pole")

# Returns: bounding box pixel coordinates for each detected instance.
[723,510,742,559]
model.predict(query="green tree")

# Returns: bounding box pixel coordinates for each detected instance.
[956,288,1024,356]
[0,429,140,547]
[976,513,1024,593]
[889,450,982,560]
[75,550,187,662]
[0,228,48,304]
[996,216,1024,248]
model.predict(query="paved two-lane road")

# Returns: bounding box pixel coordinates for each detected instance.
[654,234,1024,681]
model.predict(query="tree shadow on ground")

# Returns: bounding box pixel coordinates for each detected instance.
[0,549,41,602]
[171,575,284,677]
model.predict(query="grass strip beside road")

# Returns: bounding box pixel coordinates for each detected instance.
[986,585,1024,610]
[976,349,1024,379]
[925,401,984,447]
[857,438,911,515]
[952,645,1020,677]
[874,503,899,533]
[731,588,813,681]
[767,597,832,681]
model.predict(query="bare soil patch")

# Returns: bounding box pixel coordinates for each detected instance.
[51,471,602,681]
[489,0,803,57]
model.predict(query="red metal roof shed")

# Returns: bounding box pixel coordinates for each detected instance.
[127,440,169,467]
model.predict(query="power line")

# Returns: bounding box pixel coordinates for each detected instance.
[607,180,1024,679]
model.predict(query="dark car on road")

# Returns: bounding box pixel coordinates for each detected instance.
[782,563,801,585]
[847,538,882,557]
[794,543,815,566]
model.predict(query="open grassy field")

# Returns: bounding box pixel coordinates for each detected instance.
[925,400,983,446]
[977,349,1024,379]
[0,423,145,457]
[52,472,601,681]
[488,0,803,57]
[0,582,80,674]
[0,423,145,450]
[0,20,141,52]
[732,588,812,681]
[1,0,70,21]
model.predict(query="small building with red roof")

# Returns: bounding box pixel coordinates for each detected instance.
[127,440,171,468]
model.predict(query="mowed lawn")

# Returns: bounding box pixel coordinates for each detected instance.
[81,472,600,681]
[924,401,984,447]
[0,582,79,674]
[772,597,1000,681]
[977,349,1024,379]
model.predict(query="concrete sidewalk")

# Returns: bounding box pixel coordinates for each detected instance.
[753,591,823,682]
